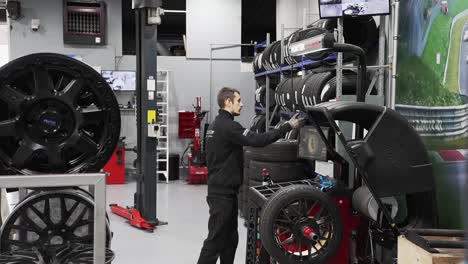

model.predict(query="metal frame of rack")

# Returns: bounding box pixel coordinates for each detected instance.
[156,70,170,183]
[255,1,401,129]
[246,5,402,263]
[252,1,402,203]
[208,43,257,122]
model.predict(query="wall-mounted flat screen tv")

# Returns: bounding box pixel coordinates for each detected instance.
[101,70,136,91]
[318,0,390,19]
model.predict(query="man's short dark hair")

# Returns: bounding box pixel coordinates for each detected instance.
[217,87,240,108]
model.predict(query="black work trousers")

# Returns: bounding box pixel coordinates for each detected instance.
[197,194,239,264]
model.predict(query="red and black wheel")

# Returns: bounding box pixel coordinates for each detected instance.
[259,185,343,264]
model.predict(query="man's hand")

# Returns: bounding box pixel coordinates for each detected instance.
[287,113,306,129]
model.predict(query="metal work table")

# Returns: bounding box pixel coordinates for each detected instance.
[0,173,107,263]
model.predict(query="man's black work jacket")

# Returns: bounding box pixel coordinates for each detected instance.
[205,109,292,195]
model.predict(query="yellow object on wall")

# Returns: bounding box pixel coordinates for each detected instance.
[148,110,157,124]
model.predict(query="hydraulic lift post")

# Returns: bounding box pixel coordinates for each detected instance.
[134,0,160,224]
[110,0,163,231]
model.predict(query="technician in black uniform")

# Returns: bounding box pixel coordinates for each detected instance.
[197,87,304,264]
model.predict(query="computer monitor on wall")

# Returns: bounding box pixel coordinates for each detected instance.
[101,70,136,91]
[318,0,390,19]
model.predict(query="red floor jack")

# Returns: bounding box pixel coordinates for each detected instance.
[109,204,156,232]
[188,97,209,184]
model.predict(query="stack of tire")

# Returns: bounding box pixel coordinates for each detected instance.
[238,140,316,218]
[248,113,281,134]
[252,16,378,78]
[275,69,376,112]
[250,85,281,133]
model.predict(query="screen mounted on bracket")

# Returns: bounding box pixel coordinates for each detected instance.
[101,70,136,91]
[297,126,333,161]
[318,0,390,19]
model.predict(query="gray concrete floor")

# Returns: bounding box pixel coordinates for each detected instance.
[3,161,333,263]
[107,161,333,263]
[107,180,247,264]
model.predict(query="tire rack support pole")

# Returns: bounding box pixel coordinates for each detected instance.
[134,0,161,222]
[265,33,270,132]
[390,0,400,109]
[280,24,285,81]
[335,18,346,188]
[336,18,344,100]
[386,3,394,107]
[209,45,213,122]
[209,43,256,123]
[378,15,387,96]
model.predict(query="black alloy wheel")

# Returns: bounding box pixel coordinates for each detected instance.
[55,244,115,264]
[0,53,120,174]
[0,190,112,253]
[0,248,45,264]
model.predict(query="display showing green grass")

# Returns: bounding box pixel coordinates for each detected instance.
[423,136,468,150]
[421,14,451,82]
[449,0,468,17]
[445,15,468,93]
[396,55,462,106]
[397,0,467,106]
[433,163,464,229]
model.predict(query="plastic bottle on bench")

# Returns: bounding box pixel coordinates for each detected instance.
[262,168,273,186]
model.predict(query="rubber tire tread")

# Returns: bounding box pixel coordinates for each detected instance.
[244,140,299,162]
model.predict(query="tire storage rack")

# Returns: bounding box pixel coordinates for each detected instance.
[0,53,119,263]
[243,6,438,263]
[250,15,390,134]
[244,15,389,225]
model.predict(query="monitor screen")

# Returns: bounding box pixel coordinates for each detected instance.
[101,70,136,91]
[318,0,390,19]
[297,126,331,161]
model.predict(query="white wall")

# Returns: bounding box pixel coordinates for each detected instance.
[276,0,320,40]
[6,0,256,162]
[8,0,122,69]
[0,23,8,67]
[186,0,241,59]
[119,55,255,165]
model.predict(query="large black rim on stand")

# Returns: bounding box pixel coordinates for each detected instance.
[259,185,343,264]
[0,190,112,253]
[0,53,120,174]
[0,248,45,264]
[55,243,115,264]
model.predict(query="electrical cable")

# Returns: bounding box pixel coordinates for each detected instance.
[369,222,375,264]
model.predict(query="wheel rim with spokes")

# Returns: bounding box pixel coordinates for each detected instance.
[0,190,112,253]
[260,185,343,263]
[272,197,337,260]
[55,244,115,264]
[0,53,120,174]
[0,248,45,264]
